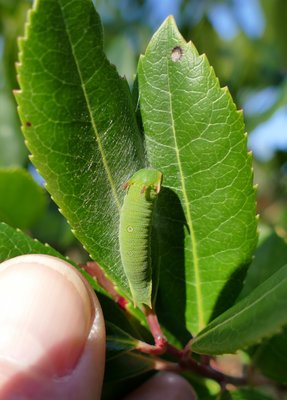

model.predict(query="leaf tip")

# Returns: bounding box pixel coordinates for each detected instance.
[164,15,178,29]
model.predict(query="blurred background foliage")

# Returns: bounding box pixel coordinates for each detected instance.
[0,0,286,258]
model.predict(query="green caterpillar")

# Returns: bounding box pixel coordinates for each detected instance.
[119,168,163,308]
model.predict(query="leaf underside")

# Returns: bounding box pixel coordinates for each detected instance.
[15,0,145,301]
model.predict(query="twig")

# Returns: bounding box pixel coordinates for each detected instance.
[143,306,167,351]
[81,261,128,309]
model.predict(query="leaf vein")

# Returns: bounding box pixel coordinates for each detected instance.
[58,0,121,210]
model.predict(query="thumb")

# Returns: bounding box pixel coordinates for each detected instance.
[0,254,105,400]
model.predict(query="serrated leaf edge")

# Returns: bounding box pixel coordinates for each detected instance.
[139,16,257,332]
[15,0,123,216]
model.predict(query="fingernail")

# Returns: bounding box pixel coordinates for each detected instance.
[0,254,94,381]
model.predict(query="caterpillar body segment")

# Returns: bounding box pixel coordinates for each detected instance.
[119,168,163,308]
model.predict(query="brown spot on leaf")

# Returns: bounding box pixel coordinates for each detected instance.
[171,46,183,62]
[25,121,32,127]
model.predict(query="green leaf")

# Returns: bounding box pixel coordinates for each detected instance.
[192,264,287,355]
[0,221,64,261]
[0,221,110,295]
[182,373,220,400]
[103,357,153,400]
[105,351,154,383]
[16,0,145,299]
[106,322,139,359]
[220,388,274,400]
[104,319,156,396]
[98,292,152,341]
[100,295,155,397]
[239,231,287,299]
[252,326,287,384]
[0,168,47,229]
[240,231,287,383]
[138,17,257,335]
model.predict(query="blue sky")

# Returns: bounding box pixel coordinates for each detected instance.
[248,107,287,161]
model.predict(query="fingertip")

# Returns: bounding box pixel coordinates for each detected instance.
[0,254,105,399]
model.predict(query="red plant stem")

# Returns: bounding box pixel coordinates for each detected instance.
[136,340,167,356]
[82,261,247,387]
[201,355,212,366]
[166,343,184,358]
[149,351,247,387]
[179,357,247,386]
[143,306,167,351]
[137,339,246,386]
[81,261,128,309]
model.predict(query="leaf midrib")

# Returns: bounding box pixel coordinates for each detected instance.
[165,31,204,331]
[58,0,121,211]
